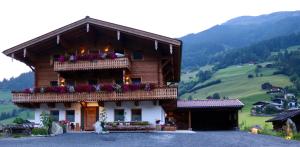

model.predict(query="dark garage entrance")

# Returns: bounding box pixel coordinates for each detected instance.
[176,99,244,131]
[191,109,238,130]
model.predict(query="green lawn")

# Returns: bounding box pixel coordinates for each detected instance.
[180,63,293,128]
[0,91,34,123]
[0,91,17,113]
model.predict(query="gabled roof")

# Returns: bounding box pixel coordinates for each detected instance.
[2,16,181,55]
[266,109,300,122]
[177,99,244,109]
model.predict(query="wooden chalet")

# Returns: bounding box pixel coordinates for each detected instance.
[3,16,181,131]
[3,17,244,131]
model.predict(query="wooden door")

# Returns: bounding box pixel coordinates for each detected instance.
[84,107,97,131]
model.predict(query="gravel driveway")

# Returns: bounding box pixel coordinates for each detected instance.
[0,131,299,147]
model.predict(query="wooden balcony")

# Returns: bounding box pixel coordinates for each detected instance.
[12,87,177,103]
[53,57,131,72]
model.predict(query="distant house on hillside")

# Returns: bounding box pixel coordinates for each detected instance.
[266,109,300,132]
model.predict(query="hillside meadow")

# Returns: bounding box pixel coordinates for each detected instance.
[180,64,293,127]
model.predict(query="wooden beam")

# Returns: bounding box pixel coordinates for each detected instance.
[23,48,27,58]
[162,59,170,69]
[64,103,71,108]
[47,103,55,108]
[56,35,60,45]
[11,53,14,62]
[169,44,173,54]
[86,23,90,32]
[98,101,104,107]
[117,30,120,40]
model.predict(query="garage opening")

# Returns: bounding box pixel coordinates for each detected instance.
[191,109,238,131]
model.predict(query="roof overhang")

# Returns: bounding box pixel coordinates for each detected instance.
[3,16,181,55]
[2,16,182,81]
[177,99,244,109]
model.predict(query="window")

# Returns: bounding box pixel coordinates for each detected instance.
[131,109,142,121]
[50,81,58,86]
[66,80,75,86]
[114,109,125,121]
[50,110,59,122]
[88,80,97,85]
[66,110,75,122]
[131,78,141,84]
[132,51,143,60]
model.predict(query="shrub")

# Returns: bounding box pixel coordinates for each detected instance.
[212,93,221,99]
[263,104,282,114]
[32,128,48,135]
[293,133,300,141]
[13,117,25,124]
[248,74,254,78]
[261,82,272,90]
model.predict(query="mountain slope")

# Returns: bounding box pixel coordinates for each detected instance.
[181,11,300,69]
[0,72,33,91]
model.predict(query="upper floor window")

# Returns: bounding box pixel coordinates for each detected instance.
[131,78,141,84]
[88,80,97,85]
[132,51,143,60]
[50,81,58,87]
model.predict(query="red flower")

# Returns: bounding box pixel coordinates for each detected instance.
[102,84,114,92]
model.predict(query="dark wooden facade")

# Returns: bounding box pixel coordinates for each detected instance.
[3,17,182,104]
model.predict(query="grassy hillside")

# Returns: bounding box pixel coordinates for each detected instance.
[0,91,33,124]
[181,64,292,99]
[0,91,17,113]
[180,63,293,127]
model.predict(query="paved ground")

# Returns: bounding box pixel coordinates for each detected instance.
[0,131,300,147]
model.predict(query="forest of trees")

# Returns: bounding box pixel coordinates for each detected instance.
[0,72,33,91]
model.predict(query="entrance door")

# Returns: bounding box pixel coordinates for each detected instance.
[84,107,97,131]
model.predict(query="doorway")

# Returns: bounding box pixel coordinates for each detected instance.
[84,107,98,131]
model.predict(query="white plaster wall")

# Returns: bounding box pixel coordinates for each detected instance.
[104,101,165,124]
[34,103,81,126]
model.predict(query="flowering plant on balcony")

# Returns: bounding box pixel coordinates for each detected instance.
[16,83,156,94]
[58,55,65,63]
[55,52,120,63]
[107,52,117,59]
[75,85,95,93]
[122,84,130,92]
[102,84,114,92]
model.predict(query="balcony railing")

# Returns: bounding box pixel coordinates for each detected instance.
[12,87,177,103]
[53,57,131,72]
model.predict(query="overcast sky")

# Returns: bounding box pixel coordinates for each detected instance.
[0,0,299,81]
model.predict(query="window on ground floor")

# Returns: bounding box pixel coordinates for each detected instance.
[66,110,75,122]
[131,109,142,121]
[114,109,125,121]
[50,110,59,122]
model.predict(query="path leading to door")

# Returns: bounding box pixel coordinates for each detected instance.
[0,131,299,147]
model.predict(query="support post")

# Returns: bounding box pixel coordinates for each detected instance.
[188,110,192,130]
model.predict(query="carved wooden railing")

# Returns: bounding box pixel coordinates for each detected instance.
[53,57,131,71]
[12,87,177,103]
